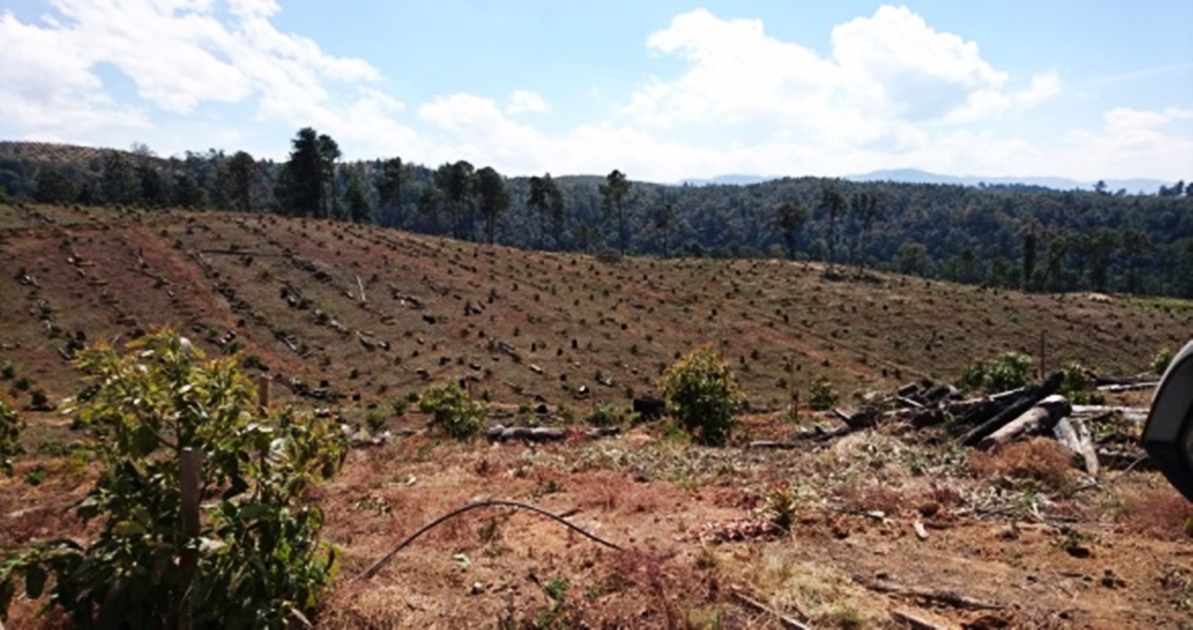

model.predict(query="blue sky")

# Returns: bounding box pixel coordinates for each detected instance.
[2,0,1191,183]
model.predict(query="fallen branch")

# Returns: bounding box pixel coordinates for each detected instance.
[729,587,811,630]
[1053,417,1099,476]
[959,372,1063,447]
[852,574,1002,611]
[745,440,801,450]
[1070,405,1149,423]
[890,607,958,630]
[485,425,620,443]
[352,499,623,582]
[1096,381,1158,393]
[978,395,1071,449]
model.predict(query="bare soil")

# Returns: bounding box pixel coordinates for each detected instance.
[2,202,1191,628]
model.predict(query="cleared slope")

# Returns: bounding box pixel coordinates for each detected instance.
[1,202,1188,425]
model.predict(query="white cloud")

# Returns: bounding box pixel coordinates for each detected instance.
[1052,107,1193,179]
[0,0,400,156]
[2,3,1186,183]
[506,90,549,115]
[0,10,149,133]
[622,6,1058,137]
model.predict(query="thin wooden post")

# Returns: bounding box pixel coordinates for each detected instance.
[1039,331,1047,381]
[257,376,270,414]
[179,448,203,630]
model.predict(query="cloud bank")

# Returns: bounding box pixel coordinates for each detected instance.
[0,2,1188,181]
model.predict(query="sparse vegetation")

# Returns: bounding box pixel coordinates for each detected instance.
[1059,361,1105,405]
[0,198,1190,628]
[958,351,1034,393]
[0,329,347,627]
[0,396,22,476]
[1152,346,1176,375]
[659,347,741,446]
[808,376,839,411]
[418,381,486,439]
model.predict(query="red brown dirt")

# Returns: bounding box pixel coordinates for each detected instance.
[2,202,1191,628]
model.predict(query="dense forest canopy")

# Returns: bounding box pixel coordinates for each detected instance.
[2,133,1190,298]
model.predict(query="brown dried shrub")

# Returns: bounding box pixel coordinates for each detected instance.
[969,437,1073,491]
[839,484,905,515]
[1117,487,1193,541]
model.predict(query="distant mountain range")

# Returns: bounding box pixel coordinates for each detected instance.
[845,168,1168,195]
[680,169,1169,194]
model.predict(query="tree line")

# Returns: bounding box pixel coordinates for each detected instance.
[1,132,1191,298]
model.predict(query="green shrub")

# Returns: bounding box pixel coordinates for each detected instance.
[585,403,634,427]
[365,407,389,433]
[958,352,1034,394]
[659,347,741,446]
[808,376,839,411]
[0,329,347,627]
[0,361,14,380]
[1059,362,1105,405]
[418,382,486,439]
[1152,347,1175,375]
[0,396,23,476]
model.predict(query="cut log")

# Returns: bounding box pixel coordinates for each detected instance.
[979,395,1071,449]
[1052,417,1099,476]
[484,425,620,443]
[486,425,567,443]
[1073,418,1099,477]
[1070,405,1149,422]
[1096,381,1158,393]
[945,386,1028,426]
[1093,374,1161,387]
[746,440,801,450]
[959,372,1063,447]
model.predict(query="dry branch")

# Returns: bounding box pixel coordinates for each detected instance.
[890,607,959,630]
[958,372,1063,446]
[1053,417,1099,476]
[852,574,1001,611]
[728,587,811,630]
[1096,381,1158,393]
[352,499,623,582]
[485,425,620,443]
[978,395,1071,449]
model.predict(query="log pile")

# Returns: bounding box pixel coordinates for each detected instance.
[758,373,1151,475]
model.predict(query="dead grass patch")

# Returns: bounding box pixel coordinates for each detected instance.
[752,552,886,629]
[1117,487,1193,541]
[969,438,1074,491]
[838,483,906,516]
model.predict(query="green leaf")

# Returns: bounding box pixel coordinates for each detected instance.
[132,424,159,457]
[238,502,271,521]
[24,565,46,599]
[112,521,147,536]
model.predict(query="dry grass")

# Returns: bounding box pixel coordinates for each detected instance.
[5,203,1193,628]
[969,437,1075,491]
[1117,486,1193,541]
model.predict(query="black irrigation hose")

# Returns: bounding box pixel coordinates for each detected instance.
[351,499,624,582]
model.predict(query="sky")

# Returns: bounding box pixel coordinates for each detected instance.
[1,0,1191,183]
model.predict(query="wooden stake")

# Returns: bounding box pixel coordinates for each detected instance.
[257,376,270,414]
[179,448,203,630]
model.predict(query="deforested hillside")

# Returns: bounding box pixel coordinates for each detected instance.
[3,202,1193,628]
[2,201,1187,421]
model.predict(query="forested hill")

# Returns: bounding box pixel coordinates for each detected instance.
[2,138,1191,298]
